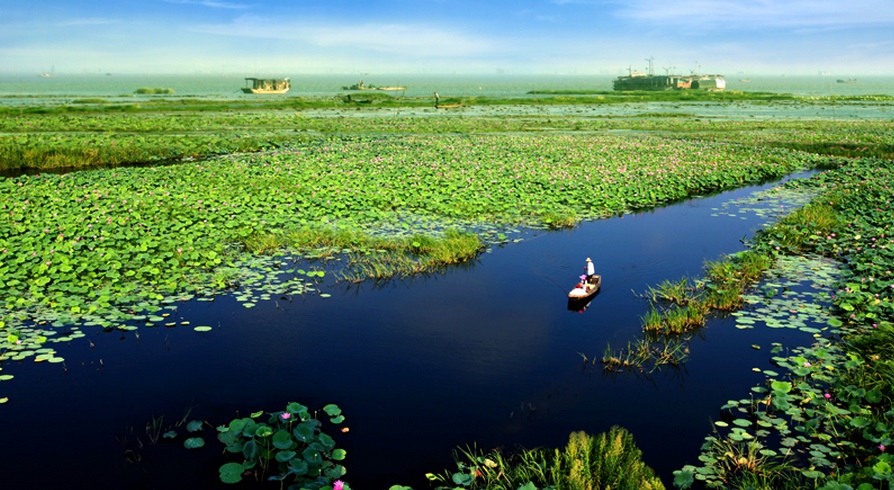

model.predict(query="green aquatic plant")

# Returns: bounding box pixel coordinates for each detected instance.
[427,427,663,490]
[551,428,664,490]
[540,211,578,229]
[675,158,894,488]
[758,202,841,254]
[641,307,663,333]
[215,402,347,488]
[645,277,698,305]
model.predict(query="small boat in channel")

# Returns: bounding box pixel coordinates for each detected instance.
[568,275,602,300]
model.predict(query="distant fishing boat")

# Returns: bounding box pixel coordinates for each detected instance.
[242,77,290,94]
[836,78,858,84]
[342,80,406,91]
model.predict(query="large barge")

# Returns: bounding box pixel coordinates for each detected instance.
[612,59,725,91]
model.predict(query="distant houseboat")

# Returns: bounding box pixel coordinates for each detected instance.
[612,72,726,91]
[242,77,290,94]
[612,59,725,91]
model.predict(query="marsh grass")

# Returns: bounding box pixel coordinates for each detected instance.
[702,251,772,310]
[645,277,697,305]
[241,227,484,281]
[345,231,483,281]
[641,307,663,332]
[601,335,690,373]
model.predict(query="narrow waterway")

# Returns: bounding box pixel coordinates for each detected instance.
[0,172,823,489]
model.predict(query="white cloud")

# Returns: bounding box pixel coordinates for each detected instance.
[164,0,252,9]
[55,18,119,27]
[190,16,497,58]
[616,0,894,30]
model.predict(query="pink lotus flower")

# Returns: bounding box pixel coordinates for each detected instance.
[333,480,345,490]
[880,444,887,452]
[281,413,291,420]
[824,393,831,399]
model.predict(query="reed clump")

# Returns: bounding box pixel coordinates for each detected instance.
[645,277,697,305]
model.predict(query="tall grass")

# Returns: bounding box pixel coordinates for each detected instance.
[429,427,664,490]
[550,428,665,490]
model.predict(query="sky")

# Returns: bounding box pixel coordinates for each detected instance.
[2,0,893,76]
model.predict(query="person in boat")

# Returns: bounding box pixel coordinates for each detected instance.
[585,257,595,281]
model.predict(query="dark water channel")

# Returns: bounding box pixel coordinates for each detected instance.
[0,174,822,489]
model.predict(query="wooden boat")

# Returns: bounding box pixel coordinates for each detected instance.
[242,77,290,94]
[568,275,601,300]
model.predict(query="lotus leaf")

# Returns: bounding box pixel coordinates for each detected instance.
[272,429,293,450]
[275,450,296,463]
[289,459,308,476]
[219,462,245,484]
[293,422,315,443]
[183,437,205,449]
[302,447,322,465]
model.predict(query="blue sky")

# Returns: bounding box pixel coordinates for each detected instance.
[3,0,893,75]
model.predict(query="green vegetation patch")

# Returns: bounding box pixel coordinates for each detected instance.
[0,132,813,374]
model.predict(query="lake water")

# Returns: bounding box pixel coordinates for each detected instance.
[0,172,827,489]
[2,73,894,100]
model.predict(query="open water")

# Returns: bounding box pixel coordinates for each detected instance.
[4,73,893,120]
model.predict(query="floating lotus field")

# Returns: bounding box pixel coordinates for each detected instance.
[2,107,892,171]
